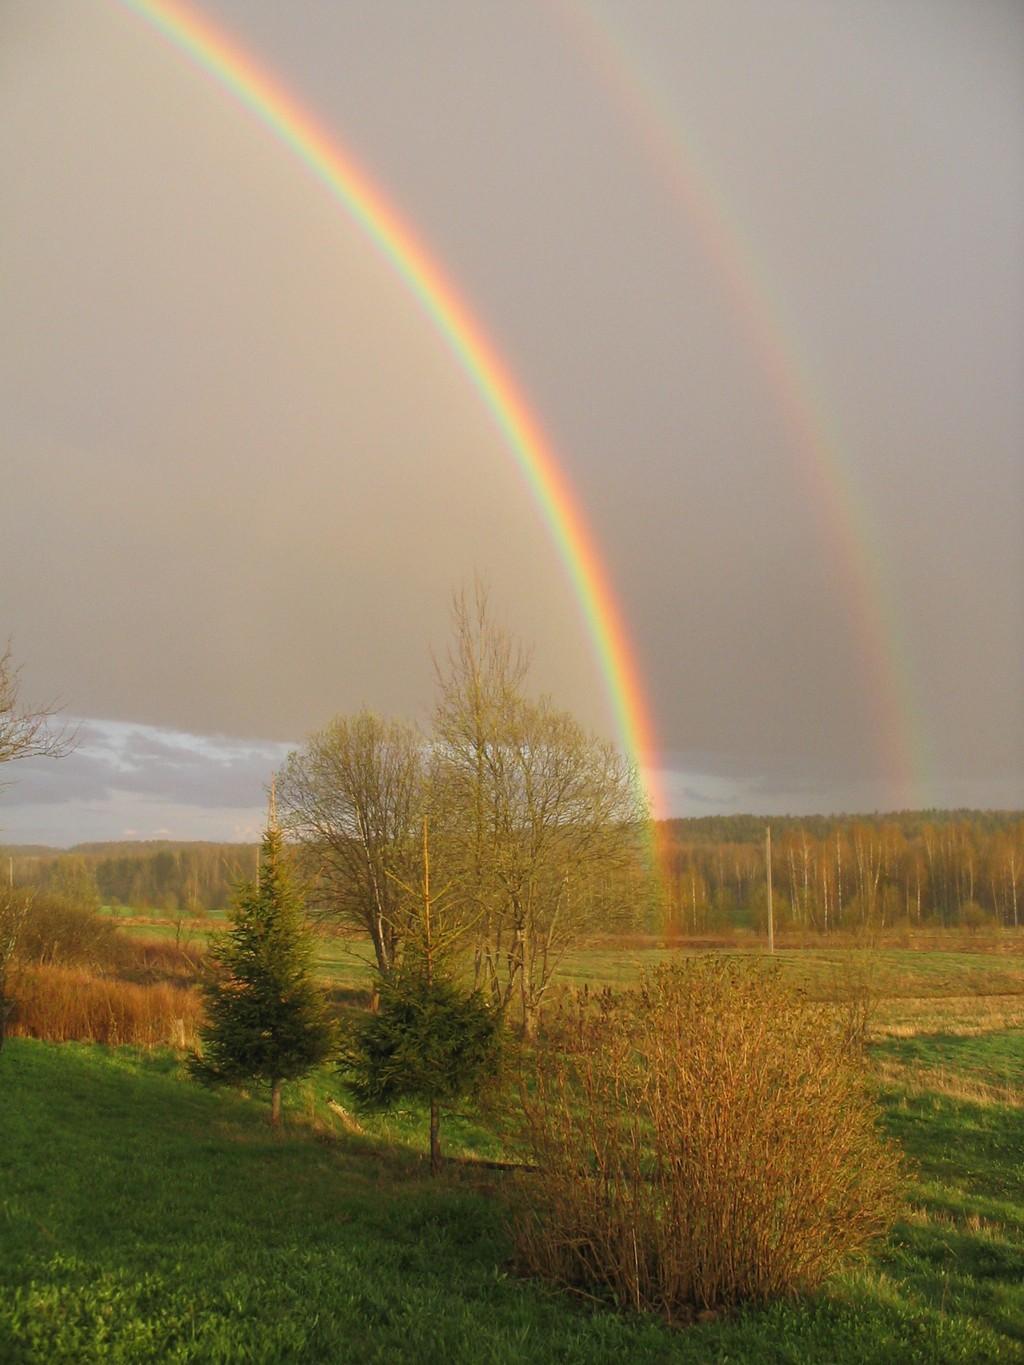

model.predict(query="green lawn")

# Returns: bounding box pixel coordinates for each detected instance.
[876,1031,1024,1092]
[2,1034,1023,1362]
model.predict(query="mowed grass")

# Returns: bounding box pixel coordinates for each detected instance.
[556,945,1024,998]
[2,1033,1024,1362]
[109,904,1024,1015]
[555,946,1024,1038]
[99,922,1024,1048]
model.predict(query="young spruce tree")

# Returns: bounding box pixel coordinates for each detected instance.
[191,801,335,1125]
[340,819,502,1174]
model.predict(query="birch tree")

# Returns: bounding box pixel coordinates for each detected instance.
[277,711,424,982]
[434,587,647,1035]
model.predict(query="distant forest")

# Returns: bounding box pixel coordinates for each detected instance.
[4,842,257,917]
[4,809,1022,933]
[660,811,1024,934]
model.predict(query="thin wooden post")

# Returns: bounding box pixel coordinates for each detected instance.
[422,816,432,985]
[766,825,774,954]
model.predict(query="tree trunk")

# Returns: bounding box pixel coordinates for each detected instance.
[270,1078,282,1128]
[1010,854,1018,929]
[429,1098,441,1176]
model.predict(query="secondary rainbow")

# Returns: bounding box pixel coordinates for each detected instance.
[552,0,928,807]
[116,0,667,820]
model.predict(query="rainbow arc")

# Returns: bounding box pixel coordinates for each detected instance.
[118,0,667,823]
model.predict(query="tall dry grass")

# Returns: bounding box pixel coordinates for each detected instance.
[7,963,202,1048]
[516,959,903,1319]
[118,937,202,983]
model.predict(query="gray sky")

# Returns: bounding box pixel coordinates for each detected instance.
[2,0,1022,843]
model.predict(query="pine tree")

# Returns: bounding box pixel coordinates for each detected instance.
[190,817,336,1125]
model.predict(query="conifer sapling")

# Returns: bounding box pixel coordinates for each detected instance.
[339,818,502,1173]
[190,807,335,1125]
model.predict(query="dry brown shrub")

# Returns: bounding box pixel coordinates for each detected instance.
[119,937,203,983]
[516,958,903,1319]
[16,895,128,970]
[7,963,202,1048]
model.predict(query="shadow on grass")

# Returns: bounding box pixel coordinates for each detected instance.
[3,1040,1023,1363]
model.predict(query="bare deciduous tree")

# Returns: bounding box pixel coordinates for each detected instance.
[277,711,425,983]
[432,581,530,989]
[434,586,647,1035]
[0,643,74,777]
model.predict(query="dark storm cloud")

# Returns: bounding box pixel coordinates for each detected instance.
[0,722,289,812]
[680,788,738,809]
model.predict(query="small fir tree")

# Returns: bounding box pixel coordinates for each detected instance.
[339,819,502,1174]
[342,967,501,1174]
[190,812,335,1125]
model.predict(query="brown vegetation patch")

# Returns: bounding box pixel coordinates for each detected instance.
[117,936,203,983]
[7,963,202,1048]
[516,960,903,1318]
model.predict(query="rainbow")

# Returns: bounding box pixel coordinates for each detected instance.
[116,0,667,821]
[552,0,928,807]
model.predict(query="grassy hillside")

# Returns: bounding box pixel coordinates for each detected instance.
[2,1037,1022,1362]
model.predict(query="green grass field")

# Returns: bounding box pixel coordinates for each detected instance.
[16,919,1019,1358]
[2,1018,1023,1362]
[115,906,1024,1005]
[555,946,1024,1038]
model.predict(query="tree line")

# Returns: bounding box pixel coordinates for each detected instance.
[6,844,256,916]
[661,815,1024,934]
[6,816,1022,938]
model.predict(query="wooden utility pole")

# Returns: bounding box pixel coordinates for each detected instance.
[766,825,774,954]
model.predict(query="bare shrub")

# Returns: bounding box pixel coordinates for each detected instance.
[516,959,903,1319]
[16,895,128,970]
[119,936,202,983]
[7,963,202,1048]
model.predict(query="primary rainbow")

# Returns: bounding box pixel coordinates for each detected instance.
[116,0,668,820]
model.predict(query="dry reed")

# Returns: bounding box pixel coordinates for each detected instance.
[516,958,903,1319]
[7,963,202,1048]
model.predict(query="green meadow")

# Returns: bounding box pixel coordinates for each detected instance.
[3,935,1024,1362]
[110,905,1024,994]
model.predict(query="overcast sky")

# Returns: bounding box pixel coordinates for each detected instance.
[2,0,1022,844]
